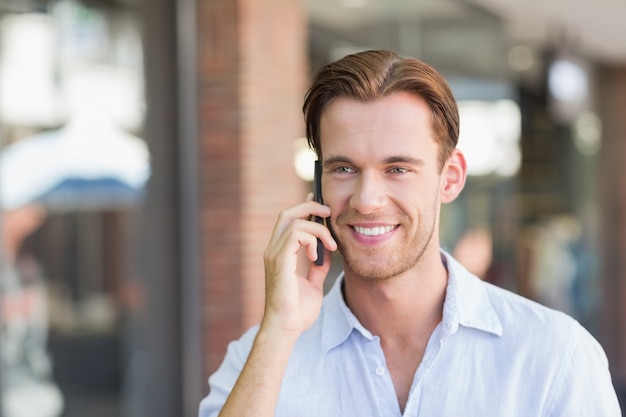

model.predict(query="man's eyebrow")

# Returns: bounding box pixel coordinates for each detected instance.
[322,155,353,168]
[323,155,426,168]
[382,156,425,165]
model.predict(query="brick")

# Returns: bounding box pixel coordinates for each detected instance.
[198,0,308,376]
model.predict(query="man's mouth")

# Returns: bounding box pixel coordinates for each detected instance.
[352,225,398,237]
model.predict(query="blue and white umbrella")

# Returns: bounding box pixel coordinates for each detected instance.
[0,118,150,211]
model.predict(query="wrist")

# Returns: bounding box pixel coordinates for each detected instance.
[257,318,304,353]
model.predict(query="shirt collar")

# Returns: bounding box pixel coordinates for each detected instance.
[321,272,374,353]
[440,250,503,337]
[320,250,503,353]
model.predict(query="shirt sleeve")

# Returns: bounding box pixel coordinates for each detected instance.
[545,321,622,417]
[198,325,259,417]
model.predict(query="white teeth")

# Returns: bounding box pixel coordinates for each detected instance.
[354,225,395,236]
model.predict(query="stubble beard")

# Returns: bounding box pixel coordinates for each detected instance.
[328,208,438,282]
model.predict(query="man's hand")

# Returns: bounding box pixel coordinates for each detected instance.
[216,198,337,417]
[262,197,337,337]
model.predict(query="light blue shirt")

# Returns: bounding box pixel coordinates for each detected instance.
[199,252,621,416]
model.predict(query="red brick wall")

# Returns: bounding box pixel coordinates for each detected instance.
[198,0,308,376]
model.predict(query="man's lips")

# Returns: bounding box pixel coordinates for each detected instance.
[351,224,398,237]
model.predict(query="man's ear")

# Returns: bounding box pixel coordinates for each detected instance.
[440,149,467,204]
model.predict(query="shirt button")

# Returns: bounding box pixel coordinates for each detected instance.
[375,366,385,376]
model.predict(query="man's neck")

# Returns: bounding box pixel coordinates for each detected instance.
[342,252,448,341]
[342,252,449,413]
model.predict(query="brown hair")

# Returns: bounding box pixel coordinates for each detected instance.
[303,50,459,168]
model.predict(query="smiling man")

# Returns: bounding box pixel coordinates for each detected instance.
[199,50,620,417]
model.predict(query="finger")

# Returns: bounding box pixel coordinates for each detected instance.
[267,219,318,260]
[307,247,333,290]
[290,218,337,252]
[270,219,326,262]
[269,202,330,246]
[266,220,335,282]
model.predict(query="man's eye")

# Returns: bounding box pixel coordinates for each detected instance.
[335,166,355,174]
[389,167,408,174]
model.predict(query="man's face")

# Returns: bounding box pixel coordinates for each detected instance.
[319,91,463,281]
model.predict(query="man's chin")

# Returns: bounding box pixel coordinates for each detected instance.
[340,251,400,281]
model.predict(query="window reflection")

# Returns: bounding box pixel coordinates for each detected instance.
[0,1,147,416]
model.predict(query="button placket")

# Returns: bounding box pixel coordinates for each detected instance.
[366,336,401,416]
[404,323,447,415]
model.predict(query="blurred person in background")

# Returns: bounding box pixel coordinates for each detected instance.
[199,50,620,416]
[452,227,493,279]
[1,203,63,417]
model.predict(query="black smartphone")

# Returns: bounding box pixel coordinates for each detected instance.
[313,160,325,266]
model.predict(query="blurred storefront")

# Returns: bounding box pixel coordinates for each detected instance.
[1,0,626,416]
[0,0,147,416]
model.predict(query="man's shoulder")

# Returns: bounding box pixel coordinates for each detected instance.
[219,325,260,364]
[445,249,579,335]
[479,279,594,349]
[483,279,573,323]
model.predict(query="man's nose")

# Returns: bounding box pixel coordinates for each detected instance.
[349,172,386,214]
